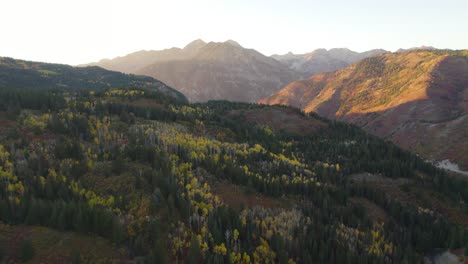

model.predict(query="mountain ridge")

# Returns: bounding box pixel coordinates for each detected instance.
[86,40,301,102]
[0,52,467,263]
[272,48,389,78]
[0,56,187,102]
[260,50,468,170]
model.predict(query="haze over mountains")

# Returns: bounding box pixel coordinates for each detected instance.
[272,48,388,78]
[3,0,468,261]
[85,40,400,103]
[86,40,301,102]
[261,50,468,170]
[2,63,467,262]
[2,43,468,263]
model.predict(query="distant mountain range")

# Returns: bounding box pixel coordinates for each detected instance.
[86,40,442,103]
[0,57,186,101]
[271,48,388,78]
[261,49,468,170]
[82,40,468,169]
[395,46,437,53]
[85,40,301,103]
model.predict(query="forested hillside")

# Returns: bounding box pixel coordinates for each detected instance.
[0,86,467,263]
[0,57,186,102]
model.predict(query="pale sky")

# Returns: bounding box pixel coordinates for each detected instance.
[0,0,467,65]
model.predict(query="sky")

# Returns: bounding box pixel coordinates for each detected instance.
[0,0,467,65]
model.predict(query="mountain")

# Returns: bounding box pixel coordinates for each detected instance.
[86,40,301,102]
[261,50,468,170]
[0,83,466,262]
[86,39,208,73]
[272,48,388,78]
[396,46,437,53]
[0,57,186,101]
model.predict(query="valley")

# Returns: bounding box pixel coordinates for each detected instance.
[2,0,467,262]
[0,57,466,262]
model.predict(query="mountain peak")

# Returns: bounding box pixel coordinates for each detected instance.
[184,39,207,51]
[328,48,353,52]
[396,46,437,53]
[312,48,328,53]
[224,39,242,48]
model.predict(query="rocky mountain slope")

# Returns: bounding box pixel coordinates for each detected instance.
[261,50,468,170]
[86,40,301,102]
[86,39,208,74]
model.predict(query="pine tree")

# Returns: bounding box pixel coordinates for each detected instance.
[149,242,168,264]
[19,239,35,262]
[187,236,201,264]
[71,250,81,264]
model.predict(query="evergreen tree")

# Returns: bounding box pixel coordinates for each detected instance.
[187,236,202,264]
[20,239,35,262]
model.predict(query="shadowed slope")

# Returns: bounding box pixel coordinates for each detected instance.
[86,40,301,103]
[0,57,187,101]
[135,41,300,102]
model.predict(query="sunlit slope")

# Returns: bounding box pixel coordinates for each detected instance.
[261,50,468,169]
